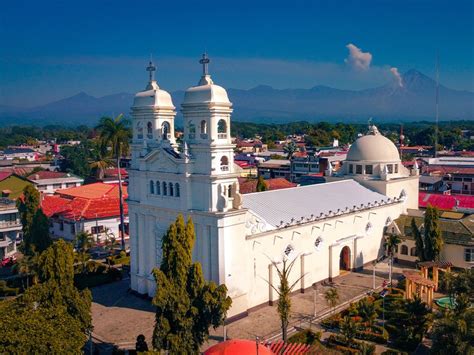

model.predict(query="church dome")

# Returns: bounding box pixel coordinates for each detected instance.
[132,61,175,110]
[182,75,231,106]
[346,126,400,162]
[182,53,231,106]
[132,81,175,109]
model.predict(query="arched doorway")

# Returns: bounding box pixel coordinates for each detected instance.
[339,246,351,272]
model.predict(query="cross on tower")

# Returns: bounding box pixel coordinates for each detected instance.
[146,61,156,82]
[199,53,210,76]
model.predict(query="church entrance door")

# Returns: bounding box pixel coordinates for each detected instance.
[339,246,351,272]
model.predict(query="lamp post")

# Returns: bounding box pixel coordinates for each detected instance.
[372,261,376,290]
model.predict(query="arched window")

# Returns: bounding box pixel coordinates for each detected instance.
[175,183,180,197]
[217,119,227,139]
[410,247,417,256]
[220,156,229,171]
[200,120,207,138]
[162,181,167,196]
[188,121,196,139]
[149,180,154,194]
[147,122,153,138]
[400,245,408,255]
[162,122,170,140]
[156,181,160,195]
[136,121,143,139]
[169,182,174,196]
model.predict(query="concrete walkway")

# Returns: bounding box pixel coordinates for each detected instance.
[90,261,410,353]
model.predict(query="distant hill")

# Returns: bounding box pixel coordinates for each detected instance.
[1,69,472,126]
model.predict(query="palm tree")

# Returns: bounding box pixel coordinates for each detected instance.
[96,114,131,251]
[357,298,377,326]
[15,252,40,289]
[75,231,94,273]
[267,256,305,342]
[325,287,340,314]
[89,149,114,180]
[384,232,402,287]
[283,141,298,159]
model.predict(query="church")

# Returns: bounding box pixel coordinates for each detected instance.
[128,55,420,319]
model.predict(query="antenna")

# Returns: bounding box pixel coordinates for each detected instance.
[434,53,439,158]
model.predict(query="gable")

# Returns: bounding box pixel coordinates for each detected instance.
[142,148,180,173]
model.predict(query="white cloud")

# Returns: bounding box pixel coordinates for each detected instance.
[390,67,403,87]
[345,43,372,71]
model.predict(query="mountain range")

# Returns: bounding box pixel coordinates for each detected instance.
[1,69,472,126]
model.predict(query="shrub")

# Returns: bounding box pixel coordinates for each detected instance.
[381,350,408,355]
[326,335,375,354]
[355,329,388,344]
[288,329,321,345]
[107,254,130,266]
[0,280,19,297]
[321,314,342,329]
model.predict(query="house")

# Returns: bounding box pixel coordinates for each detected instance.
[257,159,291,179]
[419,192,474,213]
[419,175,444,192]
[42,183,129,243]
[237,177,297,194]
[0,198,21,259]
[27,171,83,194]
[391,209,474,269]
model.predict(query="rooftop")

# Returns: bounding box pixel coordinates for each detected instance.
[238,178,297,194]
[242,179,395,229]
[419,192,474,211]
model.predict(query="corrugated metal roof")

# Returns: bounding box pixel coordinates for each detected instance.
[242,180,391,228]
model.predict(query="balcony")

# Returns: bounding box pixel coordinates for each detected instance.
[0,220,21,230]
[220,165,229,172]
[217,133,227,139]
[200,133,208,139]
[189,133,196,139]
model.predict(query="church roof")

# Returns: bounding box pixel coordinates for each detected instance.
[242,180,393,228]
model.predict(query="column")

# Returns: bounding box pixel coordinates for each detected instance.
[130,213,139,276]
[405,278,410,299]
[138,214,146,276]
[148,215,156,276]
[433,267,439,291]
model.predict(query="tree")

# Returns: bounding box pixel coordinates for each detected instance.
[29,209,52,254]
[356,298,377,326]
[340,316,357,340]
[423,205,443,261]
[152,215,231,353]
[17,185,40,255]
[256,175,268,192]
[384,232,402,286]
[269,256,304,342]
[96,114,131,250]
[89,149,114,180]
[283,141,298,159]
[75,231,94,273]
[325,287,340,314]
[411,218,425,261]
[0,240,92,353]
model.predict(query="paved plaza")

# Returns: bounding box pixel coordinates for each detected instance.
[91,260,410,352]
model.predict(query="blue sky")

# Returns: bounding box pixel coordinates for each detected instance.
[1,0,473,106]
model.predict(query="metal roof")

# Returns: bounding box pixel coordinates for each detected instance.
[242,179,392,228]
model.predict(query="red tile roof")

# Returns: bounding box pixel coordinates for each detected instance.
[0,172,12,182]
[419,192,474,211]
[41,182,128,221]
[27,171,68,180]
[104,168,128,177]
[238,177,297,194]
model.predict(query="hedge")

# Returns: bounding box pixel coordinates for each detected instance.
[288,329,321,345]
[74,267,122,289]
[326,335,375,354]
[355,329,388,344]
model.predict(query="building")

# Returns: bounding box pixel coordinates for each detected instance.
[128,58,420,319]
[390,209,474,269]
[26,171,83,194]
[0,147,38,161]
[290,155,320,183]
[42,183,128,243]
[0,198,21,259]
[422,157,474,195]
[238,177,297,194]
[257,159,291,179]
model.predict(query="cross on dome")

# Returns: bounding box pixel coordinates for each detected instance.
[199,53,210,76]
[146,60,156,82]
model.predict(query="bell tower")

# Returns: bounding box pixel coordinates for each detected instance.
[181,54,239,212]
[130,61,177,169]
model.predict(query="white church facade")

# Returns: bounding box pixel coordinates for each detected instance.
[128,56,420,319]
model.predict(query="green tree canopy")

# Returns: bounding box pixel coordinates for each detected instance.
[29,209,52,254]
[423,205,443,261]
[152,215,231,353]
[256,175,268,192]
[0,240,92,353]
[17,185,40,255]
